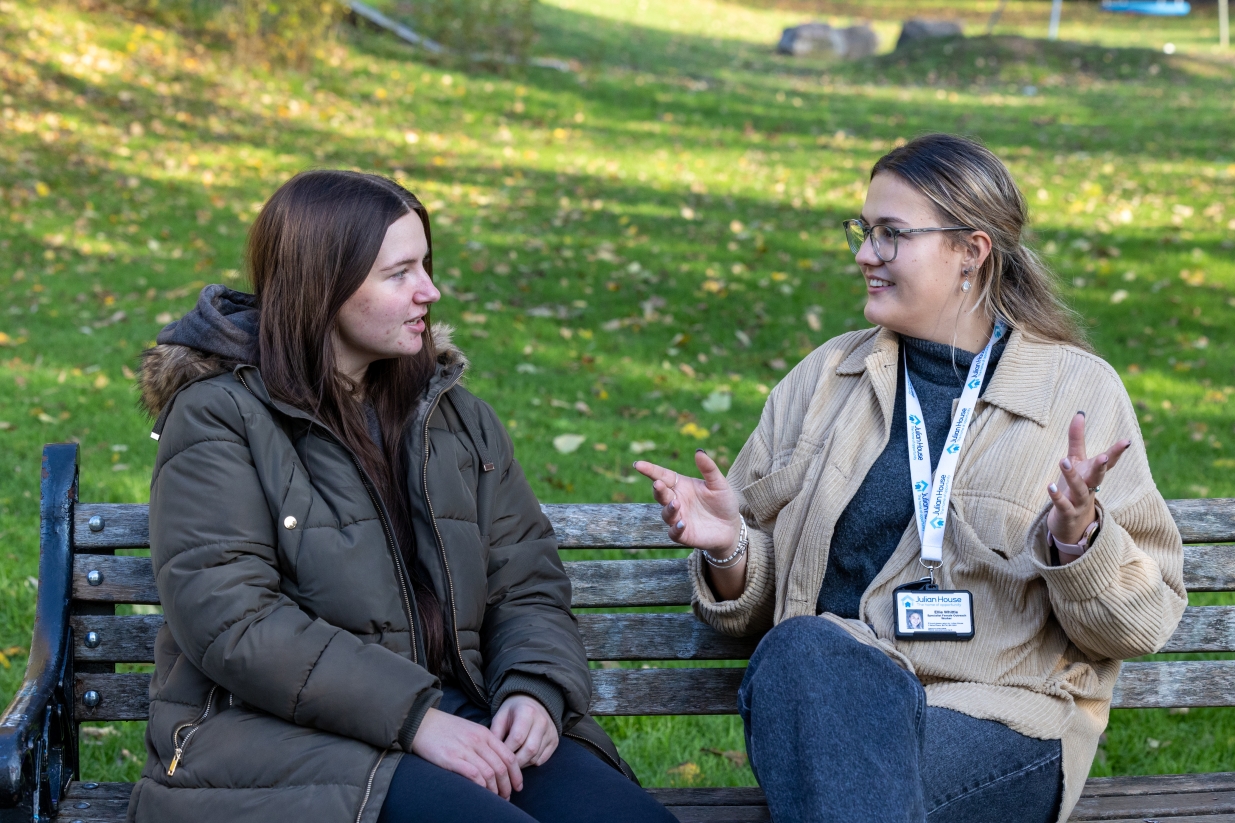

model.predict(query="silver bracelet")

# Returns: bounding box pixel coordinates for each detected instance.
[704,519,749,569]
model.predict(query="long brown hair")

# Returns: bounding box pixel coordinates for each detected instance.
[872,134,1090,351]
[247,169,445,675]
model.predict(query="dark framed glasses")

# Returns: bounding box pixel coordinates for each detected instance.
[842,219,975,263]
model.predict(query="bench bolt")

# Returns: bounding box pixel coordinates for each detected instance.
[75,801,90,809]
[88,515,104,532]
[84,631,100,648]
[83,783,98,789]
[87,569,103,586]
[82,690,100,708]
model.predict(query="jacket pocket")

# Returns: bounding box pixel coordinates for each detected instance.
[166,685,222,776]
[739,447,825,528]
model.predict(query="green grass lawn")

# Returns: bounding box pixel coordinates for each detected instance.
[1,0,1234,789]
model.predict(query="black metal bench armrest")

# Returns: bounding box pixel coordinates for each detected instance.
[0,445,79,813]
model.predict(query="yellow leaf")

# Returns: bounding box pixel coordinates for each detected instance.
[122,365,136,380]
[34,182,49,197]
[0,652,8,669]
[679,421,709,440]
[0,332,10,346]
[668,761,701,784]
[93,374,110,389]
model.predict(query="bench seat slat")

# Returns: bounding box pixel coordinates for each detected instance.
[69,607,1235,665]
[73,661,1235,722]
[71,499,1235,550]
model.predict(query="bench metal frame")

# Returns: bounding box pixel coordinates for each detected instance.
[4,443,1235,822]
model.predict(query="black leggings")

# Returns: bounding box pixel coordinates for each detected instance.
[377,688,675,823]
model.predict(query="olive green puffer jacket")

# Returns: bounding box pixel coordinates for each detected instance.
[128,328,628,823]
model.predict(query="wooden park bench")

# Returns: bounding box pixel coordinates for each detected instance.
[3,442,1235,822]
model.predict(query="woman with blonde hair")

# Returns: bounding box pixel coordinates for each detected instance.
[635,133,1184,823]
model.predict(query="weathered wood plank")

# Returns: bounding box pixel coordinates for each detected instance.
[1080,771,1235,797]
[71,499,1235,551]
[70,555,697,608]
[72,556,160,605]
[1070,787,1235,818]
[52,781,133,823]
[1112,660,1235,709]
[72,614,162,663]
[73,502,681,551]
[1167,498,1235,544]
[1182,544,1235,592]
[71,606,1235,667]
[73,503,151,551]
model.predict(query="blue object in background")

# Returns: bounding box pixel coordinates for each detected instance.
[1100,0,1191,15]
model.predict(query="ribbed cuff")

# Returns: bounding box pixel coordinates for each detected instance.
[1035,504,1123,601]
[491,672,566,735]
[396,687,443,752]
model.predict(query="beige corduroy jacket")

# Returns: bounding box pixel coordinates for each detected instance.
[690,326,1186,823]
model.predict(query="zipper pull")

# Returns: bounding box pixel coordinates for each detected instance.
[168,747,183,776]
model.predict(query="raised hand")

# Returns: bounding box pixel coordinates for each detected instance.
[1046,411,1131,549]
[411,707,523,799]
[491,694,559,769]
[634,449,742,554]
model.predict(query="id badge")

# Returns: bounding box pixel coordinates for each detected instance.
[893,581,975,641]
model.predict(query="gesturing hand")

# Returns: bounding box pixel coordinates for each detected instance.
[633,449,742,554]
[411,707,522,799]
[491,694,558,769]
[1046,411,1131,546]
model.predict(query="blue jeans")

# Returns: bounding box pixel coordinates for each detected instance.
[739,616,1063,823]
[378,687,676,823]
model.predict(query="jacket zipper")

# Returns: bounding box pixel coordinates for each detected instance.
[346,451,419,666]
[420,378,486,705]
[167,685,219,776]
[238,368,420,664]
[354,748,387,823]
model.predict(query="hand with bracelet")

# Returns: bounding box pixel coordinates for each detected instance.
[633,450,749,601]
[1046,411,1133,564]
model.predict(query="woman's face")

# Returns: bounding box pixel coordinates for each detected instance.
[856,172,985,345]
[333,211,440,382]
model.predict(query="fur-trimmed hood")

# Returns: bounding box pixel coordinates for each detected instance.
[139,284,467,416]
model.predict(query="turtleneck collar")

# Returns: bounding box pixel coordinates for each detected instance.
[901,333,1008,388]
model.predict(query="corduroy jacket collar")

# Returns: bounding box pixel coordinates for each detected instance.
[834,325,1059,427]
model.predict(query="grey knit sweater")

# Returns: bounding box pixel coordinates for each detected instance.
[816,334,1007,618]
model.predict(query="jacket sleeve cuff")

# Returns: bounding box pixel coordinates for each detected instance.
[397,686,443,752]
[1032,503,1124,601]
[491,672,566,735]
[689,525,776,637]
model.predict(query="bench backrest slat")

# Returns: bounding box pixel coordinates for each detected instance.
[69,605,1235,666]
[72,659,1235,723]
[71,499,1235,551]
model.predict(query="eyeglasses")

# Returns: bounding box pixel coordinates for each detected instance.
[842,219,975,263]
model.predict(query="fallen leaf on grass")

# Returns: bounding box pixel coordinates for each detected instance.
[553,434,586,454]
[667,761,701,784]
[82,726,119,738]
[702,390,731,413]
[701,747,748,768]
[629,440,656,454]
[679,421,709,439]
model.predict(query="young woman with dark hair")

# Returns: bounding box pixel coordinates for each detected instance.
[131,169,676,823]
[635,134,1185,823]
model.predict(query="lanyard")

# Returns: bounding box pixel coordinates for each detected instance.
[906,321,1007,567]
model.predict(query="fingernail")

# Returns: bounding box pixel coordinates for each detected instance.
[1049,483,1058,493]
[675,521,684,530]
[1102,455,1109,464]
[669,500,677,510]
[1061,458,1072,471]
[696,448,705,454]
[1077,410,1086,417]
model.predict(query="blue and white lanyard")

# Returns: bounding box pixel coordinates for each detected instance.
[906,321,1007,566]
